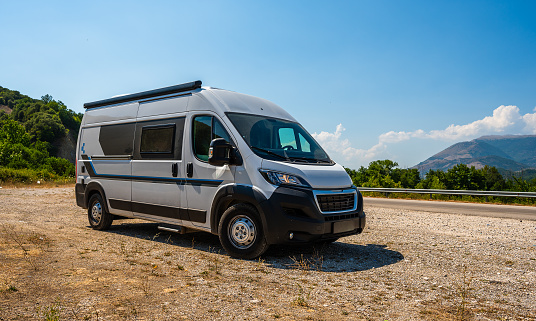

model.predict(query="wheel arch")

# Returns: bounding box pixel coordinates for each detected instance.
[210,184,268,235]
[84,181,110,213]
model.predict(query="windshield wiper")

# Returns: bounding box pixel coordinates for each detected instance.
[250,146,289,160]
[288,156,332,164]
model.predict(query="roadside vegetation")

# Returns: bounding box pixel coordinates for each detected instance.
[346,160,536,205]
[0,86,81,185]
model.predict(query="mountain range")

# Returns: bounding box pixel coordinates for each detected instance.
[413,135,536,173]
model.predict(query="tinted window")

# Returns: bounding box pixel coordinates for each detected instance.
[227,113,331,164]
[140,125,175,154]
[193,116,231,162]
[99,123,135,155]
[134,117,185,160]
[214,118,231,142]
[193,116,212,161]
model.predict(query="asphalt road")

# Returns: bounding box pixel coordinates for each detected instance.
[364,197,536,221]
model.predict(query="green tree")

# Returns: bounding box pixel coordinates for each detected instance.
[0,115,31,146]
[417,169,448,189]
[392,168,421,188]
[24,112,66,143]
[361,160,401,188]
[367,159,399,177]
[41,94,53,104]
[347,160,421,188]
[345,166,368,186]
[446,164,484,190]
[511,176,531,192]
[481,165,506,191]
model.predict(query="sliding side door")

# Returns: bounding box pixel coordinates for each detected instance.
[130,95,189,224]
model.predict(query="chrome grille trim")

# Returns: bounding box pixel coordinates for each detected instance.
[313,189,357,214]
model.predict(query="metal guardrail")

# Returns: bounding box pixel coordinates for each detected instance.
[357,187,536,199]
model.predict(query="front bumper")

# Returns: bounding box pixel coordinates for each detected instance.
[259,186,366,245]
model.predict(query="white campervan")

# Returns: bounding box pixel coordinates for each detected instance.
[75,81,365,259]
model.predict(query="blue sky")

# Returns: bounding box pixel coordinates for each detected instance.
[2,0,536,169]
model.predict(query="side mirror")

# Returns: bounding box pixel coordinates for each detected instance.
[208,138,232,166]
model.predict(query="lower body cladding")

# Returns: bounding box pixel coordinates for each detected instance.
[259,186,366,245]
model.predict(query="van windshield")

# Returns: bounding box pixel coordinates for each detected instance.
[227,113,333,164]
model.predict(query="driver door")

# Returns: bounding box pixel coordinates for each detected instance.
[183,114,235,229]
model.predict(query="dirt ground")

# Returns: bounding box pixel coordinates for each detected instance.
[0,186,535,320]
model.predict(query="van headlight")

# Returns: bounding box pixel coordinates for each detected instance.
[259,170,310,188]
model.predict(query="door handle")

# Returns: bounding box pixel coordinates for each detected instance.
[186,162,193,178]
[172,163,178,177]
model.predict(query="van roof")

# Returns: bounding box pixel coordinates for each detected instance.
[83,81,296,122]
[205,88,295,122]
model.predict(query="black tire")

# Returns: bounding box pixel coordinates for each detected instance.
[218,203,269,259]
[88,194,113,230]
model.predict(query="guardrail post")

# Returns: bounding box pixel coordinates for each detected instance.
[430,193,433,200]
[485,196,488,202]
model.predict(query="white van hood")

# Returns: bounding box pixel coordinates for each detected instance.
[261,160,353,190]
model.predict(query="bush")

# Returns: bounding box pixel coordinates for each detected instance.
[44,157,75,177]
[0,167,57,184]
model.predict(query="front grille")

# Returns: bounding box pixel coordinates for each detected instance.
[316,193,355,213]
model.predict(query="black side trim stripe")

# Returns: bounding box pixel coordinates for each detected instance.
[109,199,132,212]
[187,209,206,223]
[109,199,206,223]
[132,202,190,221]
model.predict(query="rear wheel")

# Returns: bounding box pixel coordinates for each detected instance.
[88,194,113,230]
[218,203,268,259]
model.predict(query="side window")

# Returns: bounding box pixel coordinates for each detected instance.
[278,127,297,150]
[193,115,232,162]
[214,118,231,143]
[193,116,212,161]
[140,124,175,154]
[99,123,135,155]
[134,117,185,160]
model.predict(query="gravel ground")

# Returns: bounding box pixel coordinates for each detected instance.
[0,186,535,320]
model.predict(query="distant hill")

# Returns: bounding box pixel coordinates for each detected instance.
[0,86,81,163]
[476,135,536,167]
[413,135,536,174]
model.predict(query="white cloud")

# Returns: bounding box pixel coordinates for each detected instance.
[313,124,385,160]
[379,105,522,143]
[427,105,521,140]
[313,105,536,167]
[522,106,536,134]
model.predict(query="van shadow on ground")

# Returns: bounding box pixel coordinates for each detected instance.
[103,221,404,273]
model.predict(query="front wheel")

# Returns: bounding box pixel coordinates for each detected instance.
[88,194,113,230]
[218,203,268,259]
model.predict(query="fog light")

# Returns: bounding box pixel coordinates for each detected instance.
[289,232,294,240]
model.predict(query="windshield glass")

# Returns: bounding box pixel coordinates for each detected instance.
[227,113,332,164]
